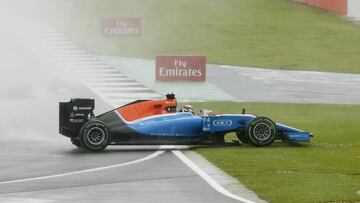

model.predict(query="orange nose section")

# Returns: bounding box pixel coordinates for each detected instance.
[116,99,177,122]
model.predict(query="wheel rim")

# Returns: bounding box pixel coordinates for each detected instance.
[87,127,105,145]
[252,123,272,141]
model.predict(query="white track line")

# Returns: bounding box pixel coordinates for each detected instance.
[0,150,165,185]
[97,87,152,91]
[81,74,129,78]
[172,150,256,203]
[36,24,253,202]
[80,62,252,202]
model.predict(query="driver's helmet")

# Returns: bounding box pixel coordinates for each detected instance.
[179,105,194,114]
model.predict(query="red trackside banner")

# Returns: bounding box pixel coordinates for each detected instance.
[155,56,206,81]
[102,18,142,36]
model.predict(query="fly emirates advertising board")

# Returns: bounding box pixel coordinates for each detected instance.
[155,56,206,81]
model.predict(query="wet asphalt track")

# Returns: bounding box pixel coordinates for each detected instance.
[2,8,359,203]
[0,26,239,203]
[207,64,360,104]
[0,144,238,203]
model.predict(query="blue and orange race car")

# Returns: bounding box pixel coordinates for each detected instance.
[59,93,312,151]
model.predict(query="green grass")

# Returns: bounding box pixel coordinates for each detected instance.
[41,0,360,73]
[187,102,360,203]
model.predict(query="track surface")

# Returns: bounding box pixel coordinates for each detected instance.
[3,5,358,203]
[207,64,360,104]
[99,56,360,104]
[0,144,238,203]
[0,22,241,203]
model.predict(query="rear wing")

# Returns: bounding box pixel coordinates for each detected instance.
[59,98,95,138]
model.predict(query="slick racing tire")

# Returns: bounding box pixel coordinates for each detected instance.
[247,117,276,147]
[80,119,109,152]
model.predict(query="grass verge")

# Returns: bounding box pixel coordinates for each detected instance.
[188,102,360,203]
[37,0,360,73]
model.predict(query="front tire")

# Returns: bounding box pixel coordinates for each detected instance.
[247,117,276,147]
[80,119,109,152]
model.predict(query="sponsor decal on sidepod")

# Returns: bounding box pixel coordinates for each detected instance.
[213,120,232,127]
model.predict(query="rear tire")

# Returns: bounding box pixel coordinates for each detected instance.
[80,119,109,152]
[247,117,276,147]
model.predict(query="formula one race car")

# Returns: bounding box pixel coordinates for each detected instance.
[59,93,312,151]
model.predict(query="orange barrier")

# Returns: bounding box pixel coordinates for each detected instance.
[293,0,348,15]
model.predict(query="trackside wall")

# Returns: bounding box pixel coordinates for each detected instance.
[293,0,360,20]
[293,0,348,15]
